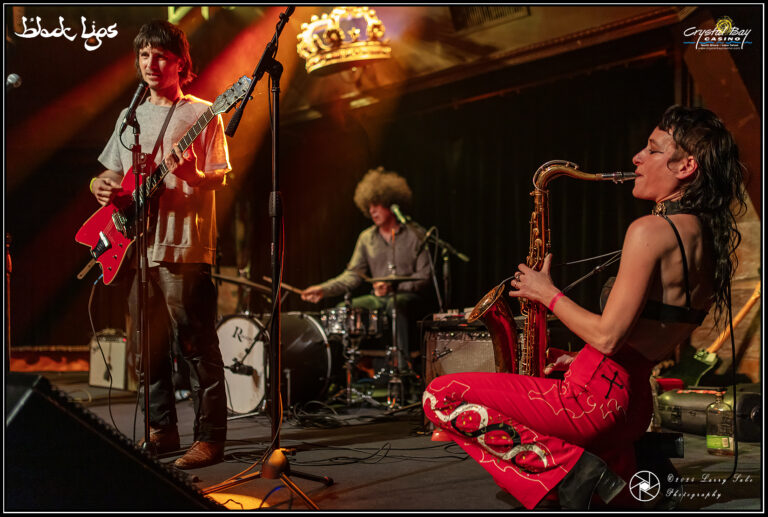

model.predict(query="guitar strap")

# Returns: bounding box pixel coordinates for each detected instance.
[146,100,178,223]
[119,100,180,276]
[149,100,178,166]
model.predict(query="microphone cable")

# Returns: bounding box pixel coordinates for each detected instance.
[722,279,739,481]
[86,275,122,433]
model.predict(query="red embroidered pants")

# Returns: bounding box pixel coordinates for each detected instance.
[422,344,654,509]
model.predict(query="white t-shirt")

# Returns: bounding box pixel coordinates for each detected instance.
[99,94,231,265]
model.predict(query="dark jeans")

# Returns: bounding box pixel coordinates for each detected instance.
[342,292,428,370]
[128,263,227,442]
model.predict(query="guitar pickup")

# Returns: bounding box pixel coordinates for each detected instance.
[112,210,128,235]
[91,231,112,259]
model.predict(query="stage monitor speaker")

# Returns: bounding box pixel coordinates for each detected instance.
[5,372,223,511]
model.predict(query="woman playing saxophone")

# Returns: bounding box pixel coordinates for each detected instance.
[422,105,746,509]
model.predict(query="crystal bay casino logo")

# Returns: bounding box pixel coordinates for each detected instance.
[684,16,752,50]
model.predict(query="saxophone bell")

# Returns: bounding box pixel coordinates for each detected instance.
[467,282,518,374]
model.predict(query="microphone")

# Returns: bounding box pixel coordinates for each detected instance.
[416,227,436,256]
[390,204,410,225]
[119,82,149,135]
[228,360,254,376]
[6,73,21,92]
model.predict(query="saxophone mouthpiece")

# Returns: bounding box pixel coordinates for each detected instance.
[599,171,637,183]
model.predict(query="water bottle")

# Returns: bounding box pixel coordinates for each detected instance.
[706,392,735,456]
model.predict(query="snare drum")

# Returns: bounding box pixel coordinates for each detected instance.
[320,307,370,336]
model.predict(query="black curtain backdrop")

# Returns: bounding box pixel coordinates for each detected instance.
[240,58,675,325]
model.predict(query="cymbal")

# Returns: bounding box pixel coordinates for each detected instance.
[366,275,422,283]
[211,273,272,295]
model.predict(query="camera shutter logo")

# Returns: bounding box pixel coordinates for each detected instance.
[629,470,660,502]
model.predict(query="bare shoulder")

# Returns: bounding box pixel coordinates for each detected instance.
[626,215,672,239]
[624,215,677,255]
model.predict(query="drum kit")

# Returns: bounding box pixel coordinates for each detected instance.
[321,303,386,408]
[213,272,419,415]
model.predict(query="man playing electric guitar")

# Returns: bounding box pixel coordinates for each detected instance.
[89,20,231,469]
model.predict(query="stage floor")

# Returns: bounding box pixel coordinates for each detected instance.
[19,371,764,511]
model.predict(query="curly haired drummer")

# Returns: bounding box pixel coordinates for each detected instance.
[301,166,432,376]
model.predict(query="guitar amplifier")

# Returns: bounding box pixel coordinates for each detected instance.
[420,314,581,385]
[423,323,496,386]
[89,329,129,390]
[420,315,580,427]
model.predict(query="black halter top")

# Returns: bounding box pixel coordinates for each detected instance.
[640,199,708,324]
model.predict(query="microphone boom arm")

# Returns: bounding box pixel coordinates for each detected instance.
[225,6,294,138]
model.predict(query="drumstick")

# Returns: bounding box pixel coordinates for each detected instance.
[262,276,303,295]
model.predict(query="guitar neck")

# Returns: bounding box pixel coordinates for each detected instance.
[141,107,215,199]
[706,281,761,353]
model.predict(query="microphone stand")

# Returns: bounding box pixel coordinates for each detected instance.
[560,250,622,295]
[204,7,332,508]
[414,227,444,313]
[408,219,469,310]
[127,112,153,452]
[442,249,451,310]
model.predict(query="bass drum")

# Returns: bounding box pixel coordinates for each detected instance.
[265,312,336,408]
[217,314,267,414]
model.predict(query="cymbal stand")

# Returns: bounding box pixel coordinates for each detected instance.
[374,229,412,408]
[374,281,407,409]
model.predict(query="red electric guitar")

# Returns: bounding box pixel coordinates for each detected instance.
[75,75,251,285]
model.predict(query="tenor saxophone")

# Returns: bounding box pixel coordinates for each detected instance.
[467,161,636,376]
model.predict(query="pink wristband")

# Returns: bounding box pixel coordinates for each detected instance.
[548,291,564,312]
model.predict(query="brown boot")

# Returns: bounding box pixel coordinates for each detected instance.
[137,426,180,454]
[173,441,225,469]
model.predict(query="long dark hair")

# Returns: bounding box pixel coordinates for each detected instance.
[133,20,196,87]
[659,105,747,327]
